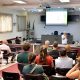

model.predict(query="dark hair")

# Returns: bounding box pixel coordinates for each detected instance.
[28,53,36,64]
[23,38,26,41]
[53,41,58,48]
[22,42,31,51]
[60,49,67,56]
[39,46,47,64]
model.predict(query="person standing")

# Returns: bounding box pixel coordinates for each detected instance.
[61,32,68,44]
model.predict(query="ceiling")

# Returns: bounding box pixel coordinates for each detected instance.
[0,0,80,11]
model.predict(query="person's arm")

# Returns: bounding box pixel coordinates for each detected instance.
[66,63,79,79]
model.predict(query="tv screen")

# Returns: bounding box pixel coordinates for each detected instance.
[46,8,68,25]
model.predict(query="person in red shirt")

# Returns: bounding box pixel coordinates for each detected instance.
[35,45,54,67]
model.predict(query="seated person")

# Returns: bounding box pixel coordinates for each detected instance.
[35,45,54,67]
[66,57,80,80]
[22,53,44,75]
[65,44,77,61]
[65,44,71,53]
[44,40,52,53]
[21,38,26,44]
[55,49,73,69]
[17,42,31,64]
[15,36,21,44]
[0,40,15,63]
[49,41,59,59]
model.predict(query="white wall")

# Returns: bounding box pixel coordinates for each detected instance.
[29,12,80,41]
[0,9,80,42]
[0,9,27,40]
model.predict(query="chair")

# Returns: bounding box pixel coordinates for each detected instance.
[42,65,55,76]
[23,74,44,80]
[18,63,26,74]
[15,46,22,53]
[10,47,17,62]
[1,50,9,64]
[54,31,58,35]
[2,71,20,80]
[7,40,12,44]
[49,75,71,80]
[67,49,78,60]
[56,68,71,76]
[10,47,17,52]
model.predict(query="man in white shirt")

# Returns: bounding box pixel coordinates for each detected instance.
[0,40,11,53]
[61,32,67,44]
[55,49,73,69]
[0,40,15,63]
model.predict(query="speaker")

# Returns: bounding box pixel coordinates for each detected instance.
[40,15,46,22]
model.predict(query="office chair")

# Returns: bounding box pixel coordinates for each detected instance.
[49,75,71,80]
[17,63,26,74]
[7,40,12,44]
[1,50,9,64]
[55,68,71,76]
[10,47,17,62]
[2,71,20,80]
[67,49,78,60]
[54,31,58,35]
[23,74,44,80]
[42,65,55,76]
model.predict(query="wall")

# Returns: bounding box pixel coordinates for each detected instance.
[0,9,80,42]
[0,9,28,40]
[28,12,80,42]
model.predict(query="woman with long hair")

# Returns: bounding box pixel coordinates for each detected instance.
[35,45,54,67]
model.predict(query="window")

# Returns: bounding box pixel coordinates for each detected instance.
[0,14,12,32]
[17,16,26,31]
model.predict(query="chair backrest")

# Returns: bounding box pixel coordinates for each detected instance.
[54,31,58,35]
[67,49,78,60]
[10,47,16,52]
[56,68,71,76]
[18,63,26,74]
[1,50,8,59]
[42,65,55,76]
[2,71,20,80]
[7,40,12,44]
[50,75,71,80]
[23,74,44,80]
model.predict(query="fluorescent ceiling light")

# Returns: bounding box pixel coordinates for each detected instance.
[13,0,26,4]
[59,0,70,2]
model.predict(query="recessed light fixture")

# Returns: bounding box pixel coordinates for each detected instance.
[59,0,70,3]
[13,0,26,4]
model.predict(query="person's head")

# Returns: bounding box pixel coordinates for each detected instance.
[65,44,71,52]
[22,42,31,51]
[28,53,36,64]
[53,41,58,48]
[63,32,67,36]
[40,45,47,58]
[60,49,67,57]
[2,40,8,44]
[44,40,50,48]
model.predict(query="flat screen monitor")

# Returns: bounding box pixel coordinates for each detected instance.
[46,8,67,25]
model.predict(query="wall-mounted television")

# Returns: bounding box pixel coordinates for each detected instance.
[46,8,68,25]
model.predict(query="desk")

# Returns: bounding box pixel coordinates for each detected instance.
[33,43,80,56]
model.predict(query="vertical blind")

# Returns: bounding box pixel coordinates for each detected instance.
[17,16,26,31]
[0,14,12,32]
